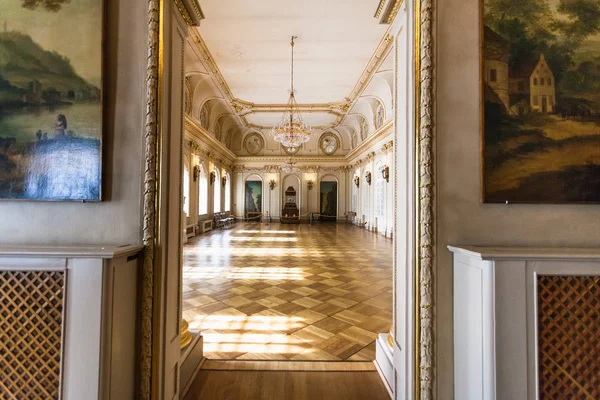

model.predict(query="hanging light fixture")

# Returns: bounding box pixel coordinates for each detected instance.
[270,36,312,148]
[281,158,299,173]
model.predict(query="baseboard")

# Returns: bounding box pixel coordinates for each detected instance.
[375,333,395,396]
[180,333,204,398]
[374,358,394,399]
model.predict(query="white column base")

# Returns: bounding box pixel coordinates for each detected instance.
[375,333,395,394]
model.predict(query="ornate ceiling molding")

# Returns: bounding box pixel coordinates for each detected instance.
[231,164,352,174]
[184,115,236,162]
[234,156,346,164]
[189,22,396,132]
[374,0,388,18]
[232,98,349,117]
[378,0,404,24]
[172,0,204,26]
[345,119,393,161]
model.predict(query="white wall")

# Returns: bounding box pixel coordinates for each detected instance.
[0,0,147,246]
[436,0,600,397]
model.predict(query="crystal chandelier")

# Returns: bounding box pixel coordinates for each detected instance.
[270,36,312,148]
[281,158,299,173]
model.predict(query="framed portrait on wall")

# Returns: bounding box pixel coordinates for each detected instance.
[0,0,103,201]
[481,0,600,203]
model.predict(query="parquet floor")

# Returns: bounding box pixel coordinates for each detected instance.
[182,222,392,361]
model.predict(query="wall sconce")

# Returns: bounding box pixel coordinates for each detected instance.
[382,165,390,183]
[209,171,216,185]
[193,165,200,182]
[365,171,372,185]
[307,180,314,190]
[269,179,276,190]
[354,176,360,188]
[222,176,227,187]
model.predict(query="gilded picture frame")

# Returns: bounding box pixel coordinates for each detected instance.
[0,0,104,201]
[481,0,600,204]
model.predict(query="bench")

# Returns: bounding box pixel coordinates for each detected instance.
[213,212,235,229]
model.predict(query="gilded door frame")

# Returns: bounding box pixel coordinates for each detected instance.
[138,0,436,399]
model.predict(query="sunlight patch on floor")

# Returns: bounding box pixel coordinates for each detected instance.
[230,236,298,242]
[183,267,306,281]
[184,247,308,257]
[238,230,297,234]
[189,314,305,332]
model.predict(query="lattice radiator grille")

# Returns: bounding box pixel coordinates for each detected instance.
[538,275,600,400]
[0,270,65,399]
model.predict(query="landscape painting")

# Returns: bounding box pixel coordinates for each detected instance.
[245,180,262,215]
[320,181,337,221]
[0,0,103,200]
[482,0,600,203]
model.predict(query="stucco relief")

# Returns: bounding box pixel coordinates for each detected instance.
[243,133,264,155]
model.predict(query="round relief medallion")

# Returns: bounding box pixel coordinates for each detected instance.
[244,133,264,155]
[319,133,339,155]
[282,145,300,155]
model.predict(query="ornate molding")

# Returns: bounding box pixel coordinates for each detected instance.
[345,120,393,162]
[185,115,237,162]
[189,24,393,131]
[172,0,204,26]
[375,0,388,18]
[139,1,160,399]
[346,33,394,111]
[264,165,282,173]
[379,0,405,24]
[184,77,192,114]
[381,140,394,154]
[417,0,434,396]
[172,0,192,26]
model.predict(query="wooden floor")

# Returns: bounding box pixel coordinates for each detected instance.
[183,223,392,361]
[183,369,390,400]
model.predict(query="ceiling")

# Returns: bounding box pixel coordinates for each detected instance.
[195,0,389,127]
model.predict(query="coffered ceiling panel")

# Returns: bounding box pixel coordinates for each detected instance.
[196,0,387,104]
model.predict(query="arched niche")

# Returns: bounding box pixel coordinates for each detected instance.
[282,174,302,211]
[319,174,339,221]
[244,174,264,218]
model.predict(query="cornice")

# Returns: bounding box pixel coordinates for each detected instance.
[172,0,204,26]
[379,0,404,24]
[232,164,351,174]
[374,0,388,18]
[184,115,236,162]
[234,156,346,164]
[345,119,393,161]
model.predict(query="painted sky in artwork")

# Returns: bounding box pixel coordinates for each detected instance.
[0,0,102,84]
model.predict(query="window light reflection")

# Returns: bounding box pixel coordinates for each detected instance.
[230,237,298,242]
[183,267,305,280]
[189,314,305,332]
[238,230,297,234]
[185,247,308,257]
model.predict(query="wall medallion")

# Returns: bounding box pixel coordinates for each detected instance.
[319,133,339,155]
[243,132,264,155]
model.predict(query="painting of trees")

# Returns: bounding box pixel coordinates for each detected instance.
[483,0,600,203]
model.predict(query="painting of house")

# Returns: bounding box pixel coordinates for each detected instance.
[482,0,600,203]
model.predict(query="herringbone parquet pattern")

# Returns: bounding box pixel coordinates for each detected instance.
[183,222,392,361]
